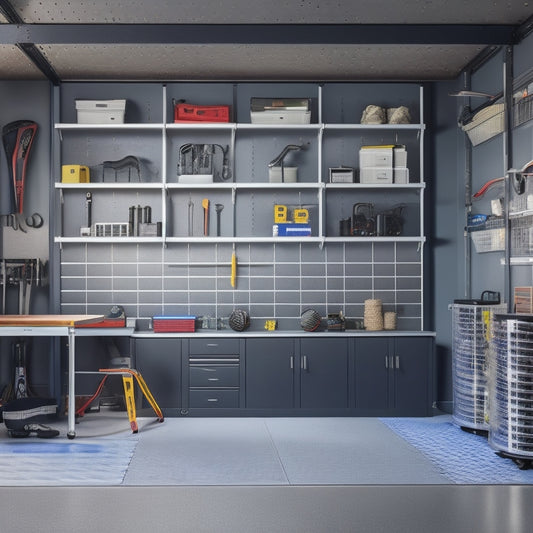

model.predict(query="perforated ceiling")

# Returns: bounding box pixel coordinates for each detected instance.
[0,0,532,81]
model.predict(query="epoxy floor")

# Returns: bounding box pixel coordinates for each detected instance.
[0,414,532,532]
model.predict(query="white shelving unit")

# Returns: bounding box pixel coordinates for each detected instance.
[53,82,427,330]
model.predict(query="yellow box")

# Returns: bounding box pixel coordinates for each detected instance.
[62,165,90,183]
[274,204,287,223]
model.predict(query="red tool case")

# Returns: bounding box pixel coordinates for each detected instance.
[174,103,230,123]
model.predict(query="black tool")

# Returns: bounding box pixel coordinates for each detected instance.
[102,155,141,182]
[215,203,224,236]
[352,203,375,236]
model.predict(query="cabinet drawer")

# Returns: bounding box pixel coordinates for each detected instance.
[189,365,239,388]
[189,389,239,408]
[189,338,240,355]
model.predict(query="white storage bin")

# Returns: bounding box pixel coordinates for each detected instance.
[393,146,408,167]
[359,146,393,168]
[269,166,298,183]
[251,110,311,124]
[394,167,409,184]
[360,167,393,184]
[76,99,126,124]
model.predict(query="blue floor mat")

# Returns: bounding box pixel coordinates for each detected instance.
[0,438,138,486]
[380,416,533,484]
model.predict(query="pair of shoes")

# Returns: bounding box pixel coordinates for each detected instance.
[8,423,60,438]
[360,105,411,124]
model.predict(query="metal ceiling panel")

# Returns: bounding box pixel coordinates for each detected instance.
[36,43,485,81]
[7,0,533,25]
[0,43,46,79]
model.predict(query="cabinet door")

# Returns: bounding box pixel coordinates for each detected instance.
[354,337,390,410]
[392,337,432,415]
[300,338,349,408]
[245,338,295,408]
[134,338,181,409]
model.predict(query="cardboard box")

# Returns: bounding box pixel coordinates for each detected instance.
[76,99,126,124]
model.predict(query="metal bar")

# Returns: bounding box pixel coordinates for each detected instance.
[67,327,76,439]
[0,23,519,46]
[504,45,513,313]
[16,42,61,85]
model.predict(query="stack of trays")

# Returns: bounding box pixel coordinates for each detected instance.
[153,315,196,333]
[488,314,533,459]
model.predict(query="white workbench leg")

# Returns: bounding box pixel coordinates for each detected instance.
[67,328,76,439]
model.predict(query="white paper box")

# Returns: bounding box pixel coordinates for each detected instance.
[251,110,311,124]
[360,167,393,184]
[359,147,393,168]
[394,167,409,184]
[76,99,126,124]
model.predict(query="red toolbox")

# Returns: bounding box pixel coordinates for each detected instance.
[174,103,230,123]
[153,315,196,333]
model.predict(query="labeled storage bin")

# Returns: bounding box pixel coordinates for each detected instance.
[76,99,126,124]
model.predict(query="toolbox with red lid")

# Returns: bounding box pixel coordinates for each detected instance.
[174,102,230,123]
[152,315,196,333]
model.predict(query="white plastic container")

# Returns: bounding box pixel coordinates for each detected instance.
[269,166,298,183]
[360,167,393,184]
[76,99,126,124]
[393,167,409,184]
[359,146,393,168]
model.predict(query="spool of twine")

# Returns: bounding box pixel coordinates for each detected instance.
[384,311,397,330]
[364,299,383,331]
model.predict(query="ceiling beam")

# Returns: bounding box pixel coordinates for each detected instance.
[0,23,519,46]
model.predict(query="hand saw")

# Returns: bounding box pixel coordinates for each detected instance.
[2,120,38,214]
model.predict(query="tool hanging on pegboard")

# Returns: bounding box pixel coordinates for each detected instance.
[0,258,48,315]
[1,120,41,233]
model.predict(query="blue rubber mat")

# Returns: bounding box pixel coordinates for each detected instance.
[0,438,137,486]
[380,416,533,484]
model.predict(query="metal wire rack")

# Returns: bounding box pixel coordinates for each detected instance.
[451,303,505,430]
[489,314,533,466]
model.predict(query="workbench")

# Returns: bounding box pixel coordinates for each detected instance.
[0,314,110,439]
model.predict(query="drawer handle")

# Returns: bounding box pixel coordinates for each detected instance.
[208,377,220,382]
[207,398,219,402]
[207,343,219,347]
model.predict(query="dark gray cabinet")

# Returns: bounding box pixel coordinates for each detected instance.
[134,338,181,410]
[245,337,349,410]
[187,338,241,409]
[354,336,433,415]
[132,334,433,416]
[300,338,349,409]
[245,338,296,408]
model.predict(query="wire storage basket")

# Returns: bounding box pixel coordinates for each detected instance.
[451,303,506,430]
[510,214,533,257]
[469,218,505,253]
[513,92,533,128]
[488,314,533,468]
[461,103,505,146]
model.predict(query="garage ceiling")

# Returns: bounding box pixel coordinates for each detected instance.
[0,0,532,82]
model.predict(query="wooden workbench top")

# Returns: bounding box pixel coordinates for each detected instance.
[0,314,104,327]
